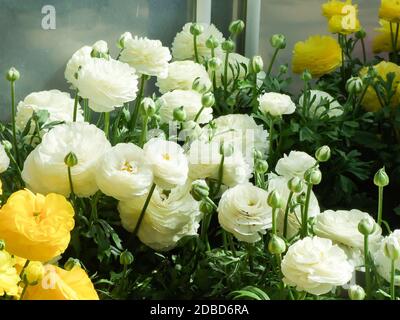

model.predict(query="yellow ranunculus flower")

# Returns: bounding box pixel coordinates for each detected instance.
[379,0,400,23]
[322,0,353,19]
[0,249,20,297]
[24,261,45,284]
[23,265,99,300]
[373,20,400,53]
[292,35,342,78]
[328,14,361,35]
[323,0,360,35]
[359,61,400,112]
[0,189,75,262]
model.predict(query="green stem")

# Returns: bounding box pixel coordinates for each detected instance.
[67,166,75,199]
[211,47,217,92]
[301,184,313,238]
[283,191,294,239]
[360,37,367,64]
[227,233,237,257]
[73,90,79,122]
[132,183,156,238]
[267,48,279,76]
[269,117,275,157]
[130,74,146,131]
[10,81,20,168]
[339,34,345,82]
[18,259,30,300]
[247,244,254,272]
[139,116,149,148]
[364,234,371,299]
[377,186,383,226]
[272,208,277,235]
[214,154,225,197]
[19,283,28,300]
[193,106,205,122]
[223,51,230,97]
[390,259,396,300]
[104,112,110,139]
[193,34,199,63]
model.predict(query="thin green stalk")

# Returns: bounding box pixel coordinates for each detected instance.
[390,259,396,300]
[283,191,294,239]
[213,154,225,197]
[19,283,28,300]
[301,184,313,238]
[247,244,254,272]
[272,208,277,235]
[130,74,146,130]
[360,37,367,64]
[139,116,149,148]
[10,81,20,167]
[193,34,199,63]
[67,167,75,199]
[339,34,346,82]
[211,47,217,92]
[227,233,237,257]
[223,51,230,96]
[377,186,383,226]
[193,106,205,122]
[18,260,30,300]
[104,112,110,139]
[364,234,371,299]
[269,117,275,158]
[267,48,279,76]
[132,183,156,238]
[4,148,23,182]
[73,90,79,122]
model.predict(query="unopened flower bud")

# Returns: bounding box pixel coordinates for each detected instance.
[64,152,78,168]
[120,250,134,266]
[355,28,367,40]
[220,143,234,157]
[301,69,312,82]
[226,95,236,107]
[374,167,389,187]
[208,57,222,70]
[384,236,400,261]
[2,141,12,152]
[315,145,331,162]
[251,56,264,73]
[118,32,133,49]
[253,150,263,160]
[140,97,156,117]
[270,34,286,49]
[229,20,245,35]
[173,106,187,122]
[200,199,214,215]
[288,177,304,194]
[267,190,283,209]
[304,167,322,185]
[279,64,288,74]
[358,217,376,236]
[0,240,4,250]
[222,39,235,53]
[192,77,210,94]
[64,257,81,271]
[255,160,269,174]
[206,35,220,49]
[6,67,20,82]
[348,285,366,300]
[191,180,209,201]
[268,235,286,254]
[202,92,215,108]
[346,77,364,95]
[24,261,44,285]
[296,193,306,205]
[190,23,204,36]
[91,40,109,58]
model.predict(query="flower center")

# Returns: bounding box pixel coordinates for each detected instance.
[122,161,138,174]
[162,153,171,161]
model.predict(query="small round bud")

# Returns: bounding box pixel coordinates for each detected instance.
[255,160,269,174]
[6,67,20,82]
[173,106,187,122]
[229,20,245,35]
[201,92,215,108]
[304,167,322,185]
[64,257,81,271]
[64,152,78,168]
[91,40,109,58]
[374,167,389,187]
[226,95,236,107]
[191,180,209,201]
[199,199,214,215]
[287,177,304,194]
[118,32,133,49]
[253,149,263,160]
[208,57,222,71]
[296,193,306,205]
[301,69,312,82]
[2,141,12,152]
[220,143,234,157]
[315,145,331,162]
[267,190,283,209]
[251,55,264,73]
[355,28,367,40]
[120,250,134,266]
[384,236,400,261]
[205,35,220,49]
[0,239,5,250]
[358,217,376,236]
[348,285,366,300]
[270,34,286,49]
[279,64,288,74]
[24,261,44,285]
[140,97,156,117]
[192,77,210,94]
[268,235,286,255]
[221,39,235,53]
[346,76,364,95]
[190,23,204,36]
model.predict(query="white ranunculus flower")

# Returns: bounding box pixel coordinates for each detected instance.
[172,23,225,61]
[118,182,202,251]
[95,143,153,201]
[212,53,249,87]
[299,90,343,118]
[218,183,272,243]
[0,144,10,173]
[180,120,203,142]
[258,92,296,116]
[75,58,138,112]
[275,151,317,179]
[143,138,188,189]
[219,153,253,187]
[92,40,108,54]
[267,174,320,239]
[281,236,354,295]
[21,122,111,197]
[15,90,84,133]
[159,90,213,124]
[314,209,382,249]
[374,230,400,285]
[64,46,92,87]
[156,61,211,94]
[120,36,171,78]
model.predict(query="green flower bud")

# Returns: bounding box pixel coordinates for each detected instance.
[355,28,367,39]
[270,34,286,49]
[220,143,234,157]
[279,64,288,74]
[301,69,312,82]
[0,239,5,250]
[117,32,132,49]
[173,106,187,122]
[268,235,286,255]
[287,177,304,194]
[255,160,269,174]
[64,257,81,271]
[64,152,78,168]
[91,40,109,59]
[205,35,220,49]
[190,23,204,36]
[208,57,222,71]
[201,92,215,108]
[253,149,263,160]
[192,77,210,94]
[267,190,283,209]
[140,97,156,117]
[348,285,366,300]
[191,180,209,201]
[200,199,214,215]
[384,236,400,261]
[358,217,376,236]
[226,95,236,107]
[374,167,389,187]
[296,192,306,205]
[346,77,364,95]
[120,250,134,266]
[251,55,264,73]
[6,67,20,82]
[315,145,331,162]
[2,141,12,152]
[221,39,235,53]
[304,167,322,185]
[229,20,245,35]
